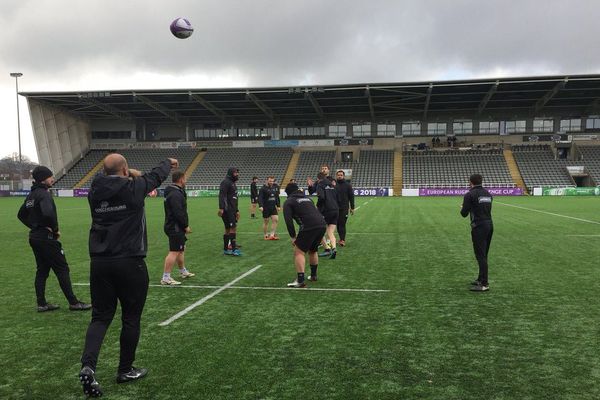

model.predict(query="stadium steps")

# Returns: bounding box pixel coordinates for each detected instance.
[74,157,105,189]
[393,150,403,196]
[503,149,528,195]
[185,150,206,179]
[282,150,301,184]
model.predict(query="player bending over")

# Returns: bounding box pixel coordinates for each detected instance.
[283,182,327,288]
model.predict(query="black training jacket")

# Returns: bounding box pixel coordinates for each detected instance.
[283,191,326,237]
[218,168,239,212]
[164,184,188,235]
[308,175,333,195]
[258,184,280,208]
[88,159,171,259]
[316,179,339,214]
[17,182,59,240]
[250,182,259,199]
[460,185,493,228]
[335,179,355,210]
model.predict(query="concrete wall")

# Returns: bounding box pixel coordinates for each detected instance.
[27,99,91,176]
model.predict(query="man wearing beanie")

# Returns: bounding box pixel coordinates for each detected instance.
[218,167,242,256]
[282,182,326,288]
[17,166,91,312]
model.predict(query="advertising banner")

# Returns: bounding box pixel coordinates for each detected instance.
[264,140,299,147]
[542,187,600,196]
[335,139,373,146]
[232,141,265,148]
[298,139,334,147]
[352,187,391,197]
[0,190,30,197]
[187,189,252,198]
[419,187,523,196]
[74,189,90,197]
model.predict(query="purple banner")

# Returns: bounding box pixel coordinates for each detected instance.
[419,187,523,196]
[352,187,390,197]
[74,188,90,197]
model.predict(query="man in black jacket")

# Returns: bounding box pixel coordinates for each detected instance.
[161,171,195,286]
[78,153,177,397]
[218,167,241,256]
[17,166,91,312]
[307,164,333,195]
[258,176,281,240]
[315,172,339,259]
[334,170,355,247]
[250,176,259,219]
[460,174,493,292]
[283,182,326,288]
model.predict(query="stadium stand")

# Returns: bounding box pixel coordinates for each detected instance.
[331,150,395,187]
[117,148,199,188]
[292,150,336,183]
[402,148,514,188]
[54,150,109,189]
[577,145,600,185]
[187,147,293,187]
[512,144,574,190]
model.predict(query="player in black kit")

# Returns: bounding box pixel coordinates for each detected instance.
[460,174,493,292]
[334,170,355,247]
[258,176,281,240]
[313,172,339,259]
[17,166,91,312]
[250,176,259,219]
[218,167,242,256]
[283,182,326,288]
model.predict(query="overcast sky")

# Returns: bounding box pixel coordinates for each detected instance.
[2,0,600,162]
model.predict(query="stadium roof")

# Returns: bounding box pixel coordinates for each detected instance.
[21,74,600,125]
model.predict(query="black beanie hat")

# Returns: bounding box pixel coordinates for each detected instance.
[32,166,53,182]
[285,182,299,196]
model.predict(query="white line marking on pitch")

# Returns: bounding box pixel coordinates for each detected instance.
[495,202,600,225]
[354,198,373,211]
[74,282,390,293]
[158,264,263,326]
[566,234,600,237]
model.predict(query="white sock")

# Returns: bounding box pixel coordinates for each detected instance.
[179,267,188,273]
[162,273,171,280]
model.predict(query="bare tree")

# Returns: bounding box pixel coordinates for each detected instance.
[0,153,38,180]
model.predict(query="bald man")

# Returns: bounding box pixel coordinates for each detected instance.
[79,153,177,397]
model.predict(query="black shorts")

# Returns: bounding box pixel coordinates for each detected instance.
[295,227,326,253]
[262,207,278,219]
[251,197,259,204]
[322,211,339,225]
[168,233,187,252]
[221,210,237,229]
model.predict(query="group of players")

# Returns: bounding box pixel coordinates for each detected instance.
[214,163,356,287]
[16,153,493,397]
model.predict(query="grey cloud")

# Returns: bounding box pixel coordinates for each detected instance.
[1,0,600,88]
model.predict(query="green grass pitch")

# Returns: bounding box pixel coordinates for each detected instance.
[0,196,599,399]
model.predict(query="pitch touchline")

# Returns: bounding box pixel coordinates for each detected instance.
[158,264,263,326]
[495,202,600,225]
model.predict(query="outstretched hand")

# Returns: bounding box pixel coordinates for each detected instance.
[168,158,179,169]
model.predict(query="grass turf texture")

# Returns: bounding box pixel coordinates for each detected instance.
[0,196,599,399]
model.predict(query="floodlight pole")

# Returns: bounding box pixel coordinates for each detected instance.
[10,72,23,164]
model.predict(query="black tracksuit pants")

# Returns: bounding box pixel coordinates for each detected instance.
[337,208,349,241]
[81,257,149,373]
[29,238,78,306]
[471,222,493,285]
